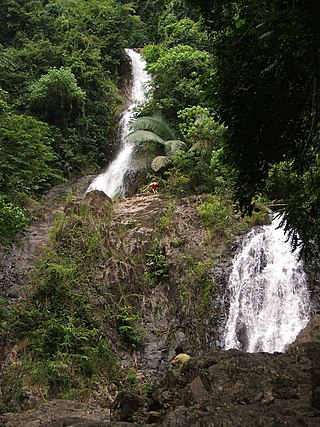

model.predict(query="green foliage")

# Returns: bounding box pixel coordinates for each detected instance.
[177,106,224,151]
[0,200,125,405]
[164,149,221,196]
[126,113,186,172]
[0,44,14,71]
[0,298,10,341]
[143,44,213,119]
[197,196,231,231]
[277,166,320,254]
[29,67,86,130]
[209,148,234,195]
[0,0,143,241]
[0,364,27,414]
[0,0,141,180]
[144,249,170,286]
[158,0,202,30]
[132,0,166,43]
[193,0,320,249]
[171,237,187,248]
[0,109,62,200]
[129,113,176,141]
[163,164,192,197]
[176,255,215,322]
[116,305,145,350]
[196,273,215,319]
[8,304,119,401]
[126,129,165,146]
[266,161,299,201]
[50,205,109,265]
[142,44,165,65]
[162,17,209,49]
[0,195,28,244]
[123,367,140,390]
[160,106,229,197]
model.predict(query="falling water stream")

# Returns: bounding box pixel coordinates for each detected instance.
[87,49,151,197]
[224,214,311,353]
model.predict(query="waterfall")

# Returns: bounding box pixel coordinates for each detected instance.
[224,214,311,353]
[87,49,151,197]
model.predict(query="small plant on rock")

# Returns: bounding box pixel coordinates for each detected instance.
[116,305,145,350]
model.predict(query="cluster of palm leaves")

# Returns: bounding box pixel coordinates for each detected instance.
[124,113,185,171]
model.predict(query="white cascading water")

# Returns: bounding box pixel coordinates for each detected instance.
[87,49,151,197]
[224,214,311,353]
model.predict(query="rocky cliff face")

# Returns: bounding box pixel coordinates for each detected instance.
[110,317,320,426]
[0,182,319,426]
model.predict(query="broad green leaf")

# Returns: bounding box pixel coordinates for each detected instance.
[124,130,165,145]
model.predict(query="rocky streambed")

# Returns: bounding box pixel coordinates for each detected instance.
[1,321,320,426]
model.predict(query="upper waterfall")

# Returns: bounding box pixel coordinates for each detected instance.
[224,214,311,353]
[87,49,151,198]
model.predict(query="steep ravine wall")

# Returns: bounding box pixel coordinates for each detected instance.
[0,183,319,426]
[0,186,243,383]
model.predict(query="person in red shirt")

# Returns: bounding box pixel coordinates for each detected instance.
[149,181,159,193]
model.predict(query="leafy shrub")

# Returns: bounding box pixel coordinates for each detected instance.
[0,112,61,199]
[144,249,170,285]
[0,195,28,244]
[116,305,145,350]
[0,199,124,406]
[197,196,231,230]
[29,67,86,130]
[162,18,209,49]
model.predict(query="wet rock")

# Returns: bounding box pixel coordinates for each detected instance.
[188,376,209,403]
[42,175,97,207]
[110,392,145,422]
[146,411,162,424]
[0,400,111,427]
[1,178,320,427]
[291,314,320,346]
[311,367,320,409]
[40,417,108,426]
[260,390,275,406]
[84,190,113,214]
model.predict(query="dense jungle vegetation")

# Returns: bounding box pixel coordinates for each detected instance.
[1,0,320,411]
[1,0,319,254]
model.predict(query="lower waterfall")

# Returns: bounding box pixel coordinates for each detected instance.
[224,214,311,353]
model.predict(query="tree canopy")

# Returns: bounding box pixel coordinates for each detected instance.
[0,0,141,242]
[1,0,320,251]
[185,0,320,252]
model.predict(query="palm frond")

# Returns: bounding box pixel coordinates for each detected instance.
[133,156,150,171]
[129,114,176,141]
[151,156,170,171]
[124,130,165,145]
[164,140,186,157]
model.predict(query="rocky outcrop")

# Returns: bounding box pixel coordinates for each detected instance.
[1,339,319,426]
[0,176,96,301]
[110,316,320,426]
[290,314,320,347]
[0,181,320,426]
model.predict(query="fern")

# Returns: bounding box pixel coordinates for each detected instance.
[164,140,186,156]
[125,129,165,145]
[128,113,176,140]
[151,156,170,171]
